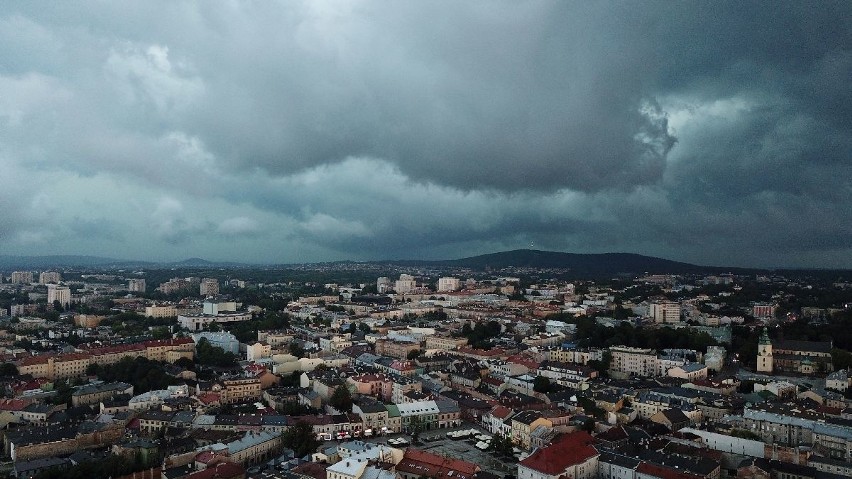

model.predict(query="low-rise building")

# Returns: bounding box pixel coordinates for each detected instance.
[71,381,134,407]
[517,431,599,479]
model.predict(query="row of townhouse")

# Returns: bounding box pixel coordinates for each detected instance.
[518,431,723,479]
[738,407,852,462]
[537,360,598,389]
[16,338,195,380]
[4,420,126,461]
[343,372,426,404]
[629,390,702,423]
[353,399,462,436]
[162,430,281,471]
[0,399,65,424]
[541,346,606,364]
[480,405,557,450]
[609,346,704,378]
[139,400,460,441]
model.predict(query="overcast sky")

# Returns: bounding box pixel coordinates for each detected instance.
[1,1,851,267]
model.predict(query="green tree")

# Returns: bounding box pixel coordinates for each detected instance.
[174,356,195,370]
[289,341,306,358]
[533,376,551,393]
[330,384,353,412]
[195,337,238,367]
[831,348,852,372]
[282,421,321,457]
[0,362,18,376]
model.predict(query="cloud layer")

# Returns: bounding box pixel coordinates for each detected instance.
[1,1,850,267]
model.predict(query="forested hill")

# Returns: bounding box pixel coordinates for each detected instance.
[383,249,756,277]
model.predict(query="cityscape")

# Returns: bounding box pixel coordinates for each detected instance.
[0,256,851,479]
[1,2,852,479]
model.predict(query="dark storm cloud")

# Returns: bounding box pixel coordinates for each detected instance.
[0,1,850,266]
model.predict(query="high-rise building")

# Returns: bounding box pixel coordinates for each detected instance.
[437,277,460,292]
[157,277,193,294]
[128,279,147,293]
[11,271,34,284]
[394,274,417,294]
[649,300,681,324]
[39,271,62,284]
[377,277,392,294]
[200,278,219,297]
[753,303,776,319]
[47,284,72,308]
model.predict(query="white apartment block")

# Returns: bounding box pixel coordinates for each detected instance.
[394,274,417,294]
[200,278,220,297]
[145,304,177,318]
[47,285,71,308]
[246,342,272,361]
[437,277,461,292]
[609,346,657,377]
[39,271,61,284]
[178,312,252,331]
[11,271,34,284]
[128,278,147,292]
[649,300,681,323]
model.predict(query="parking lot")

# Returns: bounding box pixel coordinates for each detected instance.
[319,424,517,478]
[417,432,517,478]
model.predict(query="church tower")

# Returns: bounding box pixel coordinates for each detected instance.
[756,327,773,373]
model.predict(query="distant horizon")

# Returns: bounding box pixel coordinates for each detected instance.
[2,249,851,272]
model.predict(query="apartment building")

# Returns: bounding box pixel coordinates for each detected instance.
[437,277,461,292]
[609,346,657,377]
[649,300,681,324]
[38,271,61,284]
[47,285,71,308]
[11,271,34,284]
[425,335,468,352]
[221,378,263,404]
[394,274,417,294]
[200,278,219,297]
[126,278,146,292]
[374,339,420,359]
[145,304,176,318]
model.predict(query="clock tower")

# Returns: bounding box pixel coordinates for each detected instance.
[756,327,773,373]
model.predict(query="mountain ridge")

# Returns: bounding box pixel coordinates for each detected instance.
[372,249,750,277]
[1,250,845,277]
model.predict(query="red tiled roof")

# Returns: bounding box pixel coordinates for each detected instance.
[397,449,479,479]
[457,347,505,357]
[292,461,328,479]
[185,463,245,479]
[490,406,512,419]
[0,399,31,411]
[54,352,92,362]
[11,378,48,394]
[518,431,598,475]
[115,467,162,479]
[483,377,503,386]
[143,337,194,347]
[86,343,146,356]
[636,462,703,479]
[195,450,216,464]
[596,425,628,442]
[16,355,53,366]
[506,355,540,370]
[198,393,221,405]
